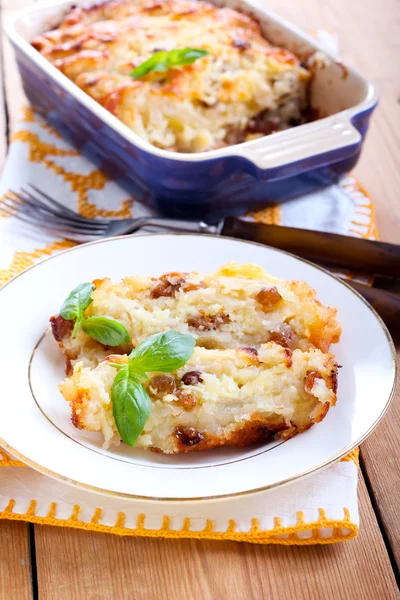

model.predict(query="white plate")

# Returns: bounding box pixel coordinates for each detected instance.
[0,234,396,501]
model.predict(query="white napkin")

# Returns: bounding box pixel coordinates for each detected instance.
[0,451,358,542]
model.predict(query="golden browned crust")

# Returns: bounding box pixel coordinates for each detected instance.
[169,410,323,454]
[32,0,311,152]
[70,390,88,430]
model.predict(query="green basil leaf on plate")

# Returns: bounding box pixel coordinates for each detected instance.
[110,330,195,445]
[131,48,209,79]
[60,282,94,321]
[111,367,151,446]
[81,316,131,346]
[59,282,95,339]
[129,330,195,375]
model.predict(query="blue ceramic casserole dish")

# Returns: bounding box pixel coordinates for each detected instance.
[5,0,378,218]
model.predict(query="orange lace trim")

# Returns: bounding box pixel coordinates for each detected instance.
[0,500,357,544]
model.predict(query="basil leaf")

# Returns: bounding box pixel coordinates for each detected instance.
[81,316,131,346]
[131,48,209,79]
[60,282,95,321]
[132,51,169,78]
[167,48,209,66]
[111,367,151,446]
[129,330,195,375]
[110,330,195,447]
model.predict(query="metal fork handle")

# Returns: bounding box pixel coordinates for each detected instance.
[118,217,220,235]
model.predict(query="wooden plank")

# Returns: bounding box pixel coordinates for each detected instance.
[0,521,32,600]
[264,0,400,572]
[325,0,400,568]
[343,2,400,562]
[361,364,400,567]
[32,476,399,600]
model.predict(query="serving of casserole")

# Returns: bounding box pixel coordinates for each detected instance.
[31,0,311,153]
[51,262,341,453]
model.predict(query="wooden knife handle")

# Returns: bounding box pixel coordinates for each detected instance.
[222,217,400,277]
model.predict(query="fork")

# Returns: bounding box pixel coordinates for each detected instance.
[2,184,400,275]
[0,185,219,242]
[2,185,400,333]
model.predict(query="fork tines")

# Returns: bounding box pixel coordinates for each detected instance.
[0,185,108,239]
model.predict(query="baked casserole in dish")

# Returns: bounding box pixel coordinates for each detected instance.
[31,0,311,153]
[6,0,377,216]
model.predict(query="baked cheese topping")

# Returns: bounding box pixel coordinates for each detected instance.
[59,343,338,452]
[32,0,311,152]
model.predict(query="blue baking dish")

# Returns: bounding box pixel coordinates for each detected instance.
[5,0,377,219]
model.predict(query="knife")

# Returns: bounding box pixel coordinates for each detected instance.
[219,217,400,277]
[147,216,400,333]
[150,216,400,278]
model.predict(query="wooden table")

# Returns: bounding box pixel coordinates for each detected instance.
[0,0,399,597]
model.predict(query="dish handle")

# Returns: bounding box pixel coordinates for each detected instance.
[233,115,362,174]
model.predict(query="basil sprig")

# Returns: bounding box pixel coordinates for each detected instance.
[82,316,131,346]
[60,282,94,338]
[129,330,197,377]
[59,283,130,346]
[130,48,209,79]
[111,369,151,447]
[111,330,195,446]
